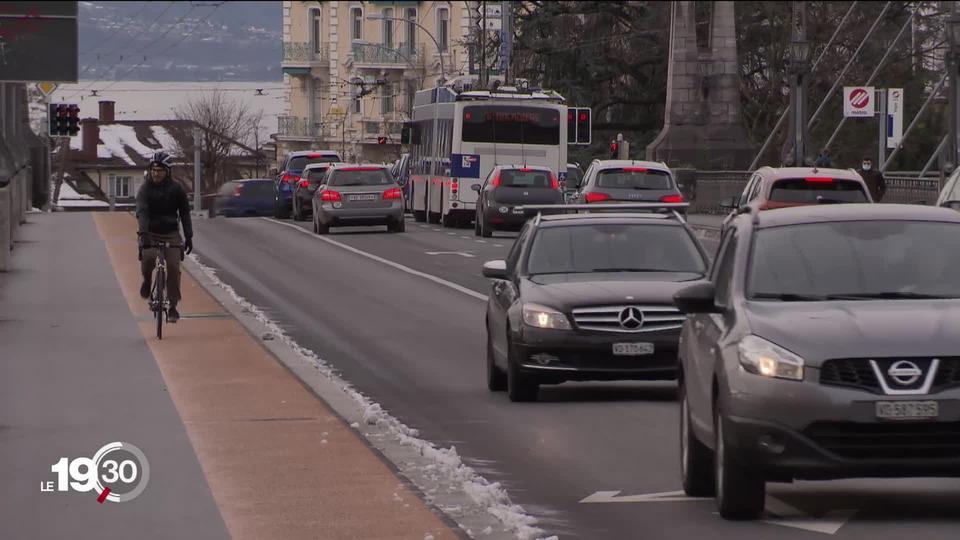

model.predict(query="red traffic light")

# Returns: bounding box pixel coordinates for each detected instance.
[377,136,386,145]
[579,113,587,121]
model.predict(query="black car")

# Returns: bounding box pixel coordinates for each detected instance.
[481,203,710,401]
[472,165,565,238]
[292,163,336,221]
[673,204,960,520]
[210,179,275,217]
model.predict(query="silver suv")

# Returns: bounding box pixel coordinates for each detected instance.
[570,160,684,209]
[673,203,960,520]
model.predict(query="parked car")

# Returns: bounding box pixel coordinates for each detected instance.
[718,167,873,233]
[674,203,960,520]
[472,165,565,238]
[312,164,405,234]
[210,179,275,217]
[481,202,708,402]
[292,162,338,221]
[273,150,342,219]
[564,162,584,196]
[571,160,685,212]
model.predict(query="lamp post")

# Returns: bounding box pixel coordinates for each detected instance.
[947,11,960,175]
[783,3,810,167]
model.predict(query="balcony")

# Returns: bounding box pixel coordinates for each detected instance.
[276,116,323,140]
[349,42,424,69]
[282,42,328,76]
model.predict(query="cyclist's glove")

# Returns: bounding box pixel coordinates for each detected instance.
[184,237,193,256]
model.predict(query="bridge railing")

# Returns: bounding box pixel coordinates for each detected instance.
[679,170,943,214]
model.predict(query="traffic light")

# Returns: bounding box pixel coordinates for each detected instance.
[576,107,591,145]
[377,136,387,145]
[567,109,576,143]
[48,103,80,137]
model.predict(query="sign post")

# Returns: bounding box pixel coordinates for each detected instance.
[887,88,903,149]
[876,89,887,166]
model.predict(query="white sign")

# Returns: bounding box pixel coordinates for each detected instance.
[484,4,503,17]
[887,88,903,148]
[843,86,875,118]
[484,18,503,31]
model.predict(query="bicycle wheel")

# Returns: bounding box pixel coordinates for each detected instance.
[154,267,166,340]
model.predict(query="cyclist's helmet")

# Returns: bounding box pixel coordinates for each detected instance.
[149,151,174,171]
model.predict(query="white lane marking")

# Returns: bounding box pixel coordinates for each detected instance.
[418,224,429,228]
[426,251,475,258]
[581,490,855,535]
[433,229,442,232]
[475,240,487,244]
[493,244,504,248]
[460,236,471,239]
[447,232,457,236]
[262,218,488,302]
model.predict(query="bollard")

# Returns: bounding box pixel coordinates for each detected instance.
[0,186,10,271]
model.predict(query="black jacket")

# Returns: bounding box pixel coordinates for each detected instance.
[858,168,886,202]
[135,176,193,238]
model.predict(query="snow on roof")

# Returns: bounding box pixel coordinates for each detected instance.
[69,134,112,159]
[150,125,181,157]
[56,181,109,207]
[99,124,157,165]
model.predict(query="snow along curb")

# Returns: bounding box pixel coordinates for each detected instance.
[183,253,551,540]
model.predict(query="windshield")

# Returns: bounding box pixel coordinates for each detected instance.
[748,221,960,300]
[526,223,706,275]
[461,105,561,145]
[566,167,583,186]
[329,168,393,187]
[768,178,868,203]
[306,167,329,181]
[289,155,340,171]
[498,169,554,188]
[596,168,673,190]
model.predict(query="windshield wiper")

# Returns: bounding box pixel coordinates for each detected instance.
[751,292,825,301]
[824,291,959,300]
[590,267,674,273]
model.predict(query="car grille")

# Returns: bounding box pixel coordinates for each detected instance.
[820,358,960,394]
[804,421,960,459]
[570,305,685,333]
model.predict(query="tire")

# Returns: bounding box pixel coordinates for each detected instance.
[442,213,456,228]
[480,217,493,238]
[312,215,318,234]
[316,221,330,235]
[395,219,405,232]
[715,407,766,519]
[474,212,482,236]
[154,267,165,340]
[680,381,715,497]
[506,336,538,402]
[486,330,507,392]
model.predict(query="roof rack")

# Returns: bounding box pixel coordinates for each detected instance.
[517,202,690,225]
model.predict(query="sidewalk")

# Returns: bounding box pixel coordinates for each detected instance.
[0,212,458,540]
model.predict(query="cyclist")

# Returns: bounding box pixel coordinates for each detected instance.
[136,151,194,323]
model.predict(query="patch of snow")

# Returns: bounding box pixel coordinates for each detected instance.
[150,125,182,156]
[186,254,545,540]
[98,124,158,164]
[482,526,493,535]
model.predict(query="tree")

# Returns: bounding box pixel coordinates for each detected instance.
[172,89,262,194]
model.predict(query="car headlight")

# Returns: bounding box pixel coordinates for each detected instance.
[522,304,571,330]
[737,335,804,381]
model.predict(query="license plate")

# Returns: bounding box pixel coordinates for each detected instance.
[512,208,525,214]
[612,342,654,356]
[875,400,939,420]
[349,194,377,201]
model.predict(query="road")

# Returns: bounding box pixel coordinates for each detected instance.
[193,216,959,540]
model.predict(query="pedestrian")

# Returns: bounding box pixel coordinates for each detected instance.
[814,149,832,168]
[858,157,886,202]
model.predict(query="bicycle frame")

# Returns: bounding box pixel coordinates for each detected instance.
[142,238,181,339]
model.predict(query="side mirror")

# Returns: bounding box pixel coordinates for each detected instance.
[673,282,722,314]
[482,259,509,280]
[470,184,481,192]
[718,197,737,210]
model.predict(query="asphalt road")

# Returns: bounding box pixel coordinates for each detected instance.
[192,215,959,540]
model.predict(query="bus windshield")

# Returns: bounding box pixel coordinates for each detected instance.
[461,105,560,145]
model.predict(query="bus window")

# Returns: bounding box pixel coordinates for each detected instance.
[461,106,561,145]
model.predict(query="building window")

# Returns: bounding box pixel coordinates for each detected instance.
[352,7,363,41]
[382,8,394,48]
[110,175,132,198]
[381,83,394,116]
[405,80,415,115]
[351,84,361,114]
[311,8,322,54]
[437,8,449,52]
[405,8,417,55]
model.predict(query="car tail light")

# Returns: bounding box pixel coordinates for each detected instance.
[450,178,459,199]
[585,192,611,203]
[320,190,341,202]
[805,177,833,183]
[383,187,402,200]
[232,185,243,197]
[660,194,684,203]
[550,173,560,190]
[622,167,648,172]
[490,172,501,187]
[298,179,311,188]
[281,173,293,183]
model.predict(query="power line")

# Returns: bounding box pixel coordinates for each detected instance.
[75,2,177,81]
[80,1,171,58]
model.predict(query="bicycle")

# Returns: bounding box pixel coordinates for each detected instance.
[139,236,183,340]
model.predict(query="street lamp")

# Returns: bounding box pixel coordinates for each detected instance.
[787,34,810,167]
[947,11,960,173]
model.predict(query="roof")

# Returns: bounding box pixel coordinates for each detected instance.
[537,212,685,229]
[755,166,864,182]
[303,162,338,171]
[591,160,671,172]
[69,119,260,169]
[753,203,960,228]
[287,150,341,158]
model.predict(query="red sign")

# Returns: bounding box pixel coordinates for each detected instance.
[849,88,870,109]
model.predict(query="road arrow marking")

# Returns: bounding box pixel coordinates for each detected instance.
[579,490,712,503]
[764,496,857,535]
[425,251,475,258]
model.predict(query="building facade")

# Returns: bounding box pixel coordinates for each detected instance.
[277,1,474,165]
